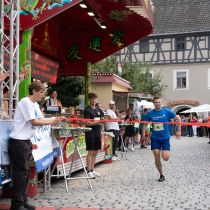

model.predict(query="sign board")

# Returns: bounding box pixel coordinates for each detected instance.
[0,121,11,185]
[31,51,59,84]
[0,121,11,165]
[30,125,59,172]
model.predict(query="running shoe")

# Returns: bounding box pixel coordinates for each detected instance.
[92,170,101,177]
[87,172,95,179]
[112,156,118,161]
[158,175,165,182]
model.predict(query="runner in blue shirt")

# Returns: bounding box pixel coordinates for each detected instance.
[141,96,181,182]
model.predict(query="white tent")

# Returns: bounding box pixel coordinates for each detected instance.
[180,104,210,113]
[134,100,154,109]
[133,100,154,117]
[138,100,154,109]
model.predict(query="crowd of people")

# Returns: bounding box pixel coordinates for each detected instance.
[171,115,210,143]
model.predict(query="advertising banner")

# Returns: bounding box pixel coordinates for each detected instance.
[0,121,11,165]
[102,133,112,160]
[58,133,111,165]
[30,125,59,172]
[0,121,11,185]
[60,135,87,163]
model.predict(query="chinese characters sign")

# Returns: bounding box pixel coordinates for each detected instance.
[67,30,125,62]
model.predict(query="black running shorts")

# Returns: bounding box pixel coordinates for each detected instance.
[85,136,101,151]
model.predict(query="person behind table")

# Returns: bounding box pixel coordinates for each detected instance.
[96,102,106,116]
[84,93,104,179]
[8,81,64,210]
[105,100,120,160]
[141,96,181,182]
[44,90,62,112]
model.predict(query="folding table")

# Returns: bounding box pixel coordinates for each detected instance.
[51,125,92,192]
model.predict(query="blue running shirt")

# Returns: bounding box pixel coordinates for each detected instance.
[144,108,176,140]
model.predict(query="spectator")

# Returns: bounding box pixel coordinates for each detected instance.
[134,115,140,145]
[139,108,148,149]
[96,102,106,116]
[191,116,198,137]
[181,116,187,136]
[187,117,193,137]
[105,100,120,160]
[117,110,126,150]
[197,117,203,137]
[124,109,135,151]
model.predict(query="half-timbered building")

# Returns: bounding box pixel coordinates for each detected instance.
[115,0,210,113]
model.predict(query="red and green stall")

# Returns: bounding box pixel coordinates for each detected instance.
[0,0,153,195]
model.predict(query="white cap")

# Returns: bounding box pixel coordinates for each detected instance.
[109,100,115,105]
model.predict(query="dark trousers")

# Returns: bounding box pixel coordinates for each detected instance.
[187,126,193,137]
[208,127,210,140]
[8,138,32,209]
[107,130,119,156]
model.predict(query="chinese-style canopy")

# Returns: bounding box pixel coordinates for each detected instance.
[20,0,153,77]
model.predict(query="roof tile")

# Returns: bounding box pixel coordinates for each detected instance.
[152,0,210,35]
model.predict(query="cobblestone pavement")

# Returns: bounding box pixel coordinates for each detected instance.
[1,136,210,210]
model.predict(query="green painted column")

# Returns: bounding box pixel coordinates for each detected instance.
[85,62,92,107]
[19,29,33,99]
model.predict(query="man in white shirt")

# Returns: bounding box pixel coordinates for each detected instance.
[9,81,64,210]
[105,100,120,160]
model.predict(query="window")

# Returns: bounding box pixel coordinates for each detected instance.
[173,69,189,90]
[175,37,186,50]
[177,72,186,87]
[140,39,149,53]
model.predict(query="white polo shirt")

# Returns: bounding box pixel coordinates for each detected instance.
[10,97,43,140]
[105,109,119,131]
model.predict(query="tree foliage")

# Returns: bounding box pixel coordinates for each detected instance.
[92,56,119,74]
[47,76,84,107]
[92,56,166,96]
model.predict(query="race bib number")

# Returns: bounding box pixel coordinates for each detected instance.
[154,123,164,131]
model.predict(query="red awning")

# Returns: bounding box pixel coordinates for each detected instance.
[20,0,153,77]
